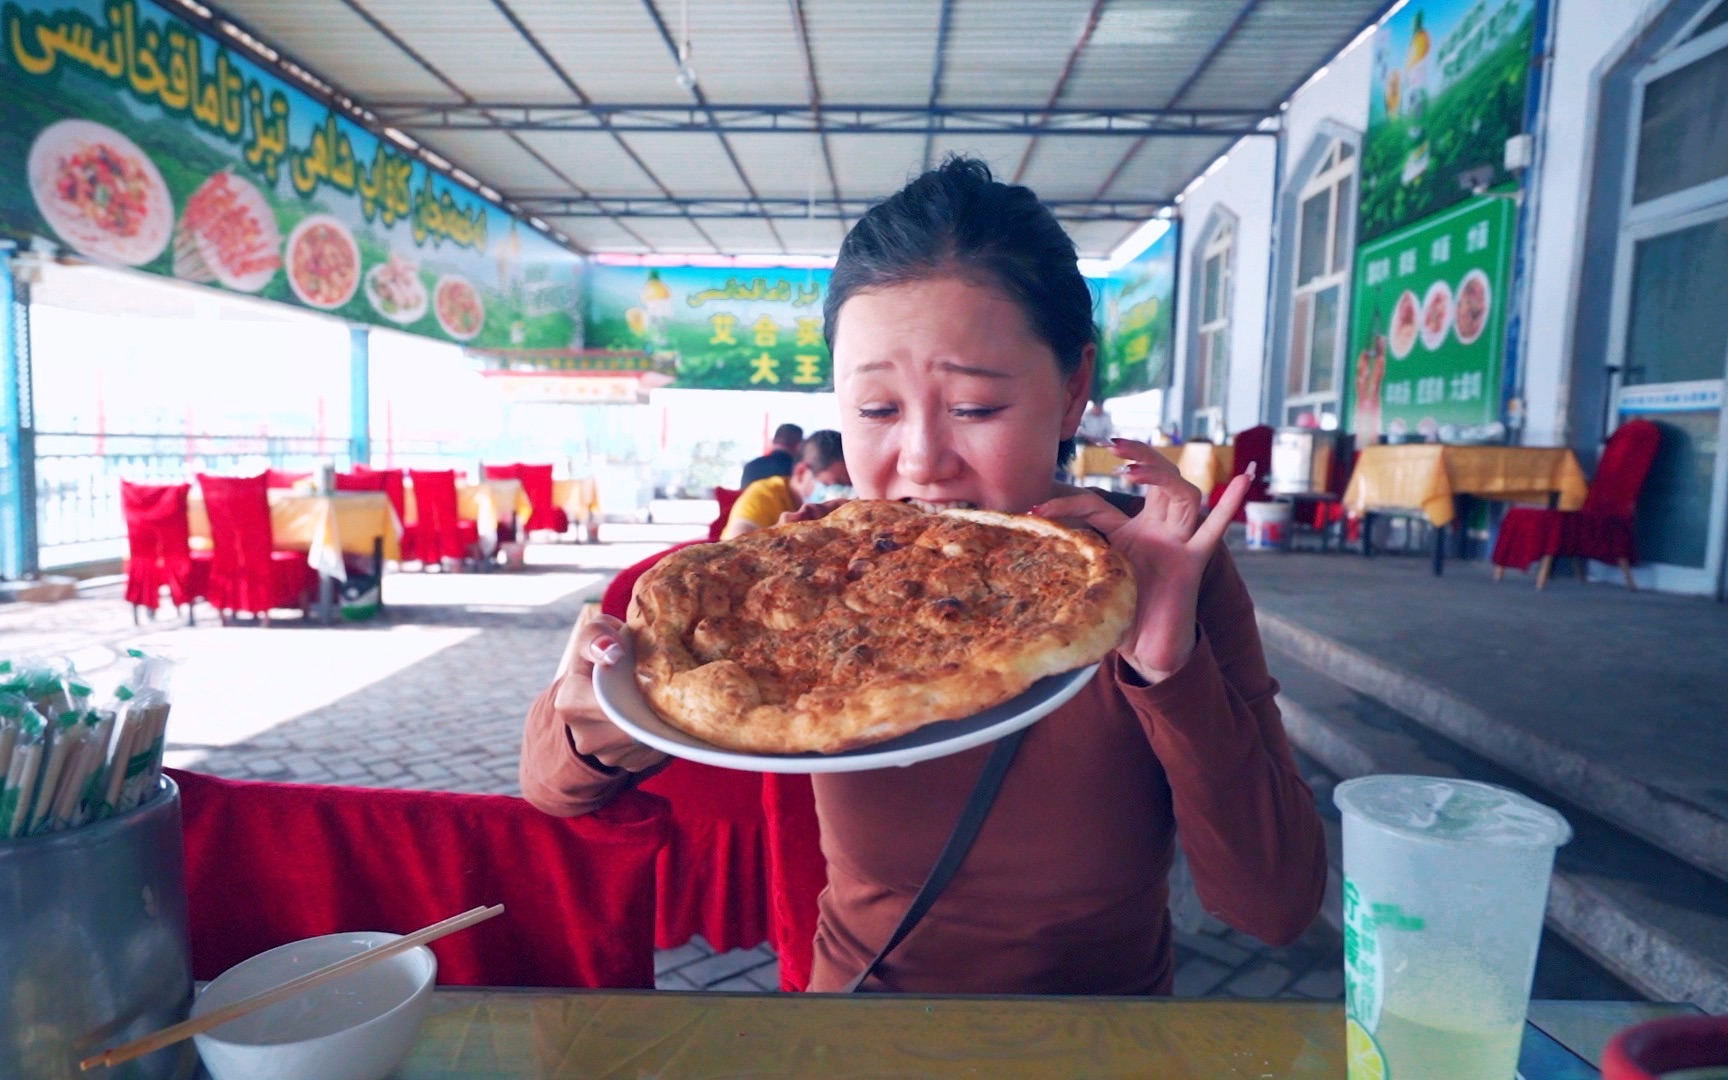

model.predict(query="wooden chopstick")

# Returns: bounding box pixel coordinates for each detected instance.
[80,903,504,1072]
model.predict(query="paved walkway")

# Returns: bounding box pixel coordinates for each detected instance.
[5,524,1341,999]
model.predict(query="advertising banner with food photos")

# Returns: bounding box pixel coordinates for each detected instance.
[1093,224,1177,402]
[1345,195,1513,441]
[0,0,582,348]
[1358,0,1536,243]
[583,264,833,392]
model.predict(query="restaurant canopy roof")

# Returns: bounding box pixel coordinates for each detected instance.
[199,0,1395,258]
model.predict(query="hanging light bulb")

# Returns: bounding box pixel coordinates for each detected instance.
[675,0,698,91]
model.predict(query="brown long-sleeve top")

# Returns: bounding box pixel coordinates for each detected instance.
[520,545,1327,995]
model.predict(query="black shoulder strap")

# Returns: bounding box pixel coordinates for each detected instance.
[844,727,1029,993]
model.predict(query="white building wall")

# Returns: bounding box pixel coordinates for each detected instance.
[1167,136,1277,437]
[1281,33,1374,188]
[1521,0,1671,445]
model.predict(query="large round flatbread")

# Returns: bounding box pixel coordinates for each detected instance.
[627,500,1136,754]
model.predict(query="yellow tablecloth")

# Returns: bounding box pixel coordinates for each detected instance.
[188,490,399,581]
[1343,444,1590,527]
[1073,443,1235,498]
[384,990,1682,1079]
[553,477,600,522]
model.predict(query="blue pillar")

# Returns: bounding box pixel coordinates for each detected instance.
[349,326,370,468]
[0,254,38,579]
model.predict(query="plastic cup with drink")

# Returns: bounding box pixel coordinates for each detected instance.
[1335,775,1572,1080]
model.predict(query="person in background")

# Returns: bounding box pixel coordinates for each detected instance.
[1078,400,1114,445]
[740,424,804,487]
[722,429,848,539]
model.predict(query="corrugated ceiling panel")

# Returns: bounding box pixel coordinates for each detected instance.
[826,135,927,199]
[338,0,573,102]
[549,216,652,252]
[406,130,569,192]
[1018,136,1143,201]
[684,218,786,254]
[1099,134,1237,201]
[507,0,697,104]
[773,217,848,254]
[614,133,753,198]
[1064,2,1238,108]
[677,0,809,104]
[928,134,1034,179]
[725,134,834,200]
[216,0,459,100]
[1182,0,1383,110]
[939,0,1097,106]
[512,132,657,196]
[621,217,724,252]
[805,0,941,105]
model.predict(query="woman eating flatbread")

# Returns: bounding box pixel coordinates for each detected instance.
[520,157,1326,995]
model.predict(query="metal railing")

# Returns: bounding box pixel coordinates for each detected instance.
[34,431,350,551]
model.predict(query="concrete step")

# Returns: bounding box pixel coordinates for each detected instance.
[1269,645,1728,1012]
[1259,609,1728,887]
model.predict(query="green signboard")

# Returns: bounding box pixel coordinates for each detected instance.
[1360,0,1535,243]
[583,264,832,391]
[1093,224,1177,401]
[0,0,582,347]
[1346,195,1514,440]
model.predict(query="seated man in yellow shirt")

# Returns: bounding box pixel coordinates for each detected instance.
[722,429,848,539]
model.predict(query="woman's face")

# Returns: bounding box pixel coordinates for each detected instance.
[833,275,1092,514]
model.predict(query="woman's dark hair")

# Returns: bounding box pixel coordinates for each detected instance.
[823,156,1095,465]
[800,429,844,472]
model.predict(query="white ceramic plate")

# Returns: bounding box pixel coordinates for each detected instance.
[594,644,1098,774]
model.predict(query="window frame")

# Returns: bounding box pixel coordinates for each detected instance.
[1285,141,1357,429]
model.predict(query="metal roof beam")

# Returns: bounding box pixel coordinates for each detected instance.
[523,196,1171,221]
[369,103,1271,137]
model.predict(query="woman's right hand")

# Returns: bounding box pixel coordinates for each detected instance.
[553,615,665,773]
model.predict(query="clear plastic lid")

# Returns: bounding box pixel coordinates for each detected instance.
[1334,775,1573,848]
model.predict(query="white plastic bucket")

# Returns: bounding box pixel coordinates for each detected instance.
[1244,501,1291,551]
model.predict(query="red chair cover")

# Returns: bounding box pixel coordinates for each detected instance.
[601,542,772,951]
[195,473,316,615]
[1491,421,1662,573]
[517,463,569,534]
[121,481,205,608]
[169,769,671,988]
[1208,425,1274,520]
[708,487,742,542]
[263,468,311,489]
[409,469,479,564]
[762,772,825,990]
[334,470,387,493]
[355,465,415,561]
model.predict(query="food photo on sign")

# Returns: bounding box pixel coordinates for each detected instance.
[0,0,583,349]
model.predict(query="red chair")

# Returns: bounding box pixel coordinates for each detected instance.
[1491,420,1662,590]
[708,487,742,542]
[195,473,317,623]
[506,463,569,536]
[353,465,414,562]
[120,481,210,623]
[263,468,311,490]
[408,469,481,568]
[169,768,671,988]
[601,543,773,952]
[1208,424,1273,521]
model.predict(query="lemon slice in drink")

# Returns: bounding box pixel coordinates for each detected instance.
[1347,1017,1390,1080]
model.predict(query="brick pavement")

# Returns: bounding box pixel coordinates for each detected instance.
[3,524,1344,1001]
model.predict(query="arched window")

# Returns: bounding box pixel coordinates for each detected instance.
[1189,216,1234,442]
[1285,140,1356,429]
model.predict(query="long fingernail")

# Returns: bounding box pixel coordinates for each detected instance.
[591,640,624,665]
[1246,461,1259,480]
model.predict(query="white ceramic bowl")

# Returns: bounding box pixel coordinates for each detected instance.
[192,931,436,1080]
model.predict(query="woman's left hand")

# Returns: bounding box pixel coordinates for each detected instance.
[1034,438,1254,683]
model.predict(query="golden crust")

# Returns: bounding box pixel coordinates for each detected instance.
[627,499,1136,754]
